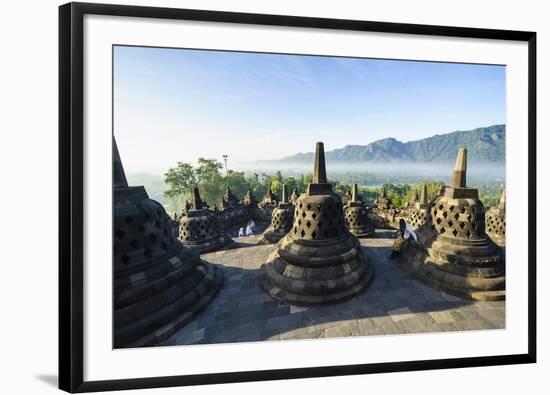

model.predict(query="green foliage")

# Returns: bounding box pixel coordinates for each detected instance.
[475,183,504,209]
[403,180,445,204]
[164,162,196,199]
[161,159,504,216]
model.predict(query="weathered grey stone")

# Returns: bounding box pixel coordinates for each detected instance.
[397,148,505,301]
[259,184,295,244]
[485,188,506,247]
[258,142,374,306]
[344,184,375,237]
[178,187,232,253]
[407,184,432,229]
[113,137,222,348]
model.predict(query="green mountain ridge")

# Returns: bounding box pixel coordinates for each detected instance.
[279,125,505,163]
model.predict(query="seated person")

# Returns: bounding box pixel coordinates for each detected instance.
[389,219,418,259]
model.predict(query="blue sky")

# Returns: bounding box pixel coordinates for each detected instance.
[114,46,505,174]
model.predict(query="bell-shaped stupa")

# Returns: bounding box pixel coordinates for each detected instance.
[344,184,375,237]
[113,138,222,348]
[217,186,247,230]
[407,184,431,229]
[485,188,506,247]
[243,188,258,207]
[398,148,505,300]
[220,186,240,209]
[258,142,374,305]
[178,187,231,253]
[259,184,295,244]
[261,185,279,206]
[374,188,391,210]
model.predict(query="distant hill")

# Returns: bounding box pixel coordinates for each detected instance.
[279,125,505,163]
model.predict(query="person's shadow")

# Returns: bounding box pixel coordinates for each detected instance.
[35,374,57,388]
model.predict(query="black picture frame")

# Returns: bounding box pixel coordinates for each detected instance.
[59,2,537,393]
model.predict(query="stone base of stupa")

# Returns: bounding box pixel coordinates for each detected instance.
[347,224,375,238]
[182,234,233,254]
[258,234,374,306]
[396,225,505,301]
[345,206,375,237]
[114,244,223,348]
[257,230,287,245]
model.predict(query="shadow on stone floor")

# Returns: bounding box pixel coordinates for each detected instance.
[156,241,503,347]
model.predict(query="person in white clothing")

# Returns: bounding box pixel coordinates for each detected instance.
[389,219,418,259]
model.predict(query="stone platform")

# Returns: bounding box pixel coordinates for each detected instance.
[161,230,504,346]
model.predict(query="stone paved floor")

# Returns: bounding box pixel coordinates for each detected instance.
[162,230,505,346]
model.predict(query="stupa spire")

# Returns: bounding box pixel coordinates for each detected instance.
[192,187,203,210]
[420,184,428,205]
[499,188,506,208]
[312,142,327,184]
[351,184,359,202]
[113,136,128,188]
[281,184,289,203]
[451,148,467,188]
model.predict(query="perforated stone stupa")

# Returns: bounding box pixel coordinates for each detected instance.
[259,184,295,244]
[178,187,231,253]
[485,189,506,247]
[113,138,222,348]
[217,187,247,229]
[398,148,505,300]
[258,142,374,306]
[374,188,391,210]
[243,188,258,207]
[344,184,375,237]
[407,184,431,229]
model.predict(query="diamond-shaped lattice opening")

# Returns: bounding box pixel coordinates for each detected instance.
[466,215,472,221]
[311,230,317,239]
[465,230,471,238]
[439,228,446,234]
[298,219,302,226]
[306,221,311,228]
[301,211,306,218]
[438,204,444,210]
[459,222,466,229]
[306,203,312,210]
[449,206,454,212]
[312,212,317,219]
[454,213,459,220]
[452,229,458,237]
[447,220,453,227]
[300,230,306,238]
